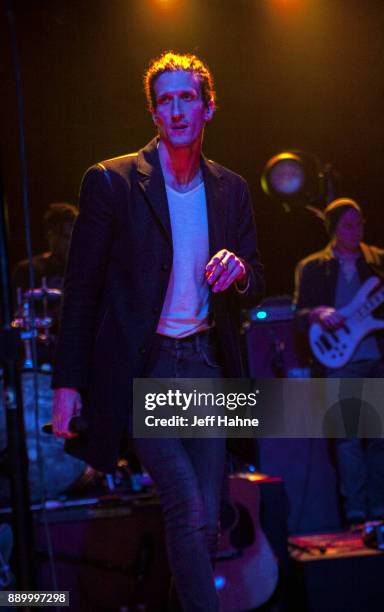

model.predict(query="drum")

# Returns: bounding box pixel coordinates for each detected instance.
[0,372,85,504]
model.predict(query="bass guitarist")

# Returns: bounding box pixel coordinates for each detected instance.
[293,198,384,526]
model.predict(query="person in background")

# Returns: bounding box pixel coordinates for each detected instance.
[13,202,78,292]
[13,203,78,365]
[294,198,384,527]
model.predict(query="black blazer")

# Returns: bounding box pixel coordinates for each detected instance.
[52,138,264,470]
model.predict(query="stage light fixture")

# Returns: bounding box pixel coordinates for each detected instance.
[261,152,306,198]
[261,150,335,212]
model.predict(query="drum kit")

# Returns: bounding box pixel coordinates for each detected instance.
[0,279,145,506]
[11,278,61,371]
[0,279,84,504]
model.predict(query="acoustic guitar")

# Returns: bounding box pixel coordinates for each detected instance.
[214,474,278,611]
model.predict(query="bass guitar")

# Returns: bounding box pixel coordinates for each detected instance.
[309,276,384,368]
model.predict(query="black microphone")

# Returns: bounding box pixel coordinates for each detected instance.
[42,415,88,435]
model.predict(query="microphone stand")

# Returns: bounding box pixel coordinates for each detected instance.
[0,176,36,591]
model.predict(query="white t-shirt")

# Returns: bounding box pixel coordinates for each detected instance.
[157,181,210,338]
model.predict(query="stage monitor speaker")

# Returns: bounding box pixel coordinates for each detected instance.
[289,538,384,612]
[34,496,170,612]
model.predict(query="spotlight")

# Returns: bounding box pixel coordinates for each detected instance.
[261,152,306,198]
[261,150,336,212]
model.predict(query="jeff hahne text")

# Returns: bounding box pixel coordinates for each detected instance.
[134,378,384,438]
[144,389,260,428]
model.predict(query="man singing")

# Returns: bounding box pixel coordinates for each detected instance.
[52,52,264,611]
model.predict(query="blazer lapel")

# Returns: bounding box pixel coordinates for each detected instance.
[137,138,173,245]
[201,155,228,258]
[136,141,228,253]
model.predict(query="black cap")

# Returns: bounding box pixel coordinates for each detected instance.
[324,198,362,236]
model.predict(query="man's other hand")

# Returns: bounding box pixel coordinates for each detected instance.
[52,388,82,439]
[205,249,247,293]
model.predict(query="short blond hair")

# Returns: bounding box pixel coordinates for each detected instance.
[144,51,215,111]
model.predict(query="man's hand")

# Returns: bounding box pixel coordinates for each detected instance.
[205,249,248,293]
[309,306,345,330]
[52,388,82,439]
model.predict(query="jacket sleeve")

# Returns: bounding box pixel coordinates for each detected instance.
[52,165,115,389]
[233,180,265,309]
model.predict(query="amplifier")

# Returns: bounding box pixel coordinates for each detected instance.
[248,295,295,323]
[33,494,170,612]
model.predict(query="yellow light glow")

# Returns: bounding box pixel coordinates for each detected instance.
[268,0,308,15]
[152,0,178,7]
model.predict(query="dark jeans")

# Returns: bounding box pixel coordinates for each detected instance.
[133,331,226,612]
[327,359,384,521]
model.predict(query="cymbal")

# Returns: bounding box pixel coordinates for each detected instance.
[24,287,62,300]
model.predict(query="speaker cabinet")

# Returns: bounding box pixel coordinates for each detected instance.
[35,496,170,612]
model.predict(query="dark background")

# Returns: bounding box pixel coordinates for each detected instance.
[1,0,384,297]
